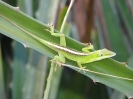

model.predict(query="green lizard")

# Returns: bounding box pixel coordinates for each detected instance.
[0,15,116,69]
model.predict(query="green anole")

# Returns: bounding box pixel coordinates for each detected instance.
[0,15,116,69]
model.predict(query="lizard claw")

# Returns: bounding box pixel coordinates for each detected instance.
[78,66,86,73]
[49,60,63,68]
[47,23,53,26]
[45,23,54,34]
[49,59,54,63]
[45,29,51,32]
[93,80,97,85]
[47,23,54,27]
[54,62,63,72]
[83,42,91,46]
[56,62,63,67]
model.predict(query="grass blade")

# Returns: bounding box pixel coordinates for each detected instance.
[0,44,6,99]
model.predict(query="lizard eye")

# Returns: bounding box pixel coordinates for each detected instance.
[100,54,103,56]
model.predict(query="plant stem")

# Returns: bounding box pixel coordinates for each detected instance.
[60,0,74,32]
[43,62,55,99]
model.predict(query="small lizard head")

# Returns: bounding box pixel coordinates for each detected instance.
[81,48,116,63]
[97,49,116,59]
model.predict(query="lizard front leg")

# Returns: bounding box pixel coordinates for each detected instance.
[82,43,94,53]
[77,62,86,73]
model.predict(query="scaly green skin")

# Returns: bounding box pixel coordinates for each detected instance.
[0,15,116,68]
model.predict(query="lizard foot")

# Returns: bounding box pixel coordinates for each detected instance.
[78,66,86,73]
[49,59,63,67]
[56,62,62,67]
[83,42,91,46]
[45,29,51,32]
[49,59,54,63]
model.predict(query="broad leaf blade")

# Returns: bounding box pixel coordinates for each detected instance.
[62,59,133,97]
[0,1,133,97]
[0,1,84,58]
[100,0,129,61]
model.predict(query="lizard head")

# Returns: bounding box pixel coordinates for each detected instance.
[97,49,116,59]
[82,48,116,63]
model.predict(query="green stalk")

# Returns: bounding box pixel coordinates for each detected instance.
[60,0,74,32]
[0,44,6,99]
[43,62,55,99]
[43,1,74,99]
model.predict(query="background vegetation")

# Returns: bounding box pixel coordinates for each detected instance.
[0,0,133,99]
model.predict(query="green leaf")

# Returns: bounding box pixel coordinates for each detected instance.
[0,1,84,58]
[116,0,133,42]
[110,91,125,99]
[0,1,133,97]
[128,54,133,69]
[61,59,133,97]
[36,0,60,23]
[101,0,129,61]
[12,42,28,99]
[0,44,6,99]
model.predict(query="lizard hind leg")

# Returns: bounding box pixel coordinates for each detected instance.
[46,24,65,43]
[47,24,65,37]
[46,24,66,46]
[53,55,65,67]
